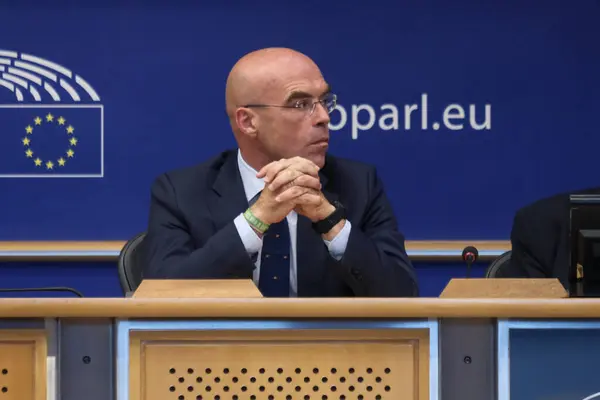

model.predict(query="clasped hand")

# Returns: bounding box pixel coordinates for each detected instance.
[250,157,335,225]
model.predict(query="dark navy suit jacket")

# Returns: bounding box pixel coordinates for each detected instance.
[142,149,418,297]
[502,187,600,290]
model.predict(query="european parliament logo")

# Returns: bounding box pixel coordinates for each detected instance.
[0,49,103,178]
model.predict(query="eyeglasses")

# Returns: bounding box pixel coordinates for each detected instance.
[241,93,337,115]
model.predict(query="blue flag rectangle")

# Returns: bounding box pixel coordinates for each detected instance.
[0,105,103,177]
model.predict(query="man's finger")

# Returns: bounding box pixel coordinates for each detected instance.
[267,168,301,192]
[287,174,321,191]
[289,157,320,175]
[268,160,319,186]
[258,157,319,182]
[291,159,320,177]
[268,167,322,192]
[294,192,322,206]
[274,186,310,203]
[257,159,292,182]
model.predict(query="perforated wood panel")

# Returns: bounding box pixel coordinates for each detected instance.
[0,330,47,400]
[129,329,429,400]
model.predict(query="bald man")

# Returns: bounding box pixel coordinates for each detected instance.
[142,48,418,297]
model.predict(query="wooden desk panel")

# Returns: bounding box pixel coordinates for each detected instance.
[0,330,47,400]
[130,329,429,400]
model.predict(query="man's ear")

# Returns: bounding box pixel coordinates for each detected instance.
[235,108,258,138]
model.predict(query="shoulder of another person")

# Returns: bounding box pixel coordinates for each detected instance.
[515,186,600,227]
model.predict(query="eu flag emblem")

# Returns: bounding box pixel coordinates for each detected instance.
[0,48,103,178]
[0,105,103,177]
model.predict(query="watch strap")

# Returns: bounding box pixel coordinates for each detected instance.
[312,201,346,234]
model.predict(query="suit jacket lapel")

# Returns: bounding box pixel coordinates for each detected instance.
[207,151,249,231]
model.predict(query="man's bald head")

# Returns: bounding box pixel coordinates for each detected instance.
[225,48,322,121]
[224,47,332,170]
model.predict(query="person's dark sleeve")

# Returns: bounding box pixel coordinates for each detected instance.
[502,208,553,279]
[326,168,419,297]
[142,174,255,279]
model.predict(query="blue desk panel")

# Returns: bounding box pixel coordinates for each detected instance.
[500,321,600,400]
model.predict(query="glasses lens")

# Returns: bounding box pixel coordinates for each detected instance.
[324,93,336,113]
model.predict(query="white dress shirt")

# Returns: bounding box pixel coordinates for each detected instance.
[233,149,351,296]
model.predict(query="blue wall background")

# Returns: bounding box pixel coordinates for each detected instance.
[0,0,597,296]
[0,261,488,298]
[0,0,599,241]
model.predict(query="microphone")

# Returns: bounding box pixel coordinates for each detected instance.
[0,287,84,297]
[462,246,479,278]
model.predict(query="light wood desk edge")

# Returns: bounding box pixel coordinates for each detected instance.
[0,297,597,318]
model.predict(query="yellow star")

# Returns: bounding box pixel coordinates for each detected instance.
[34,158,42,166]
[25,149,33,158]
[57,158,66,167]
[66,125,74,134]
[57,117,66,125]
[46,160,54,170]
[69,137,78,146]
[66,149,75,158]
[22,137,31,146]
[25,125,33,134]
[34,117,42,125]
[46,113,54,122]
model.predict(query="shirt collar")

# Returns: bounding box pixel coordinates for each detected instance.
[237,149,265,202]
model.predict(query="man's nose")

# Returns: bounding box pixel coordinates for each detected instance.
[312,101,330,125]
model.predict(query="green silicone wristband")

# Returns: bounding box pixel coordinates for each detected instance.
[244,208,270,233]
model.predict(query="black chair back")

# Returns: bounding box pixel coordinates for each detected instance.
[485,250,512,278]
[117,232,146,295]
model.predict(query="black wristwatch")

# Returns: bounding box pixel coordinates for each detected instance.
[313,200,346,234]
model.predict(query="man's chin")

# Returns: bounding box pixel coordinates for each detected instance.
[305,151,327,169]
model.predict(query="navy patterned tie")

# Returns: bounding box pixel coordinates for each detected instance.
[249,192,291,297]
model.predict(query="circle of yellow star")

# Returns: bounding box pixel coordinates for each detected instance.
[23,116,80,170]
